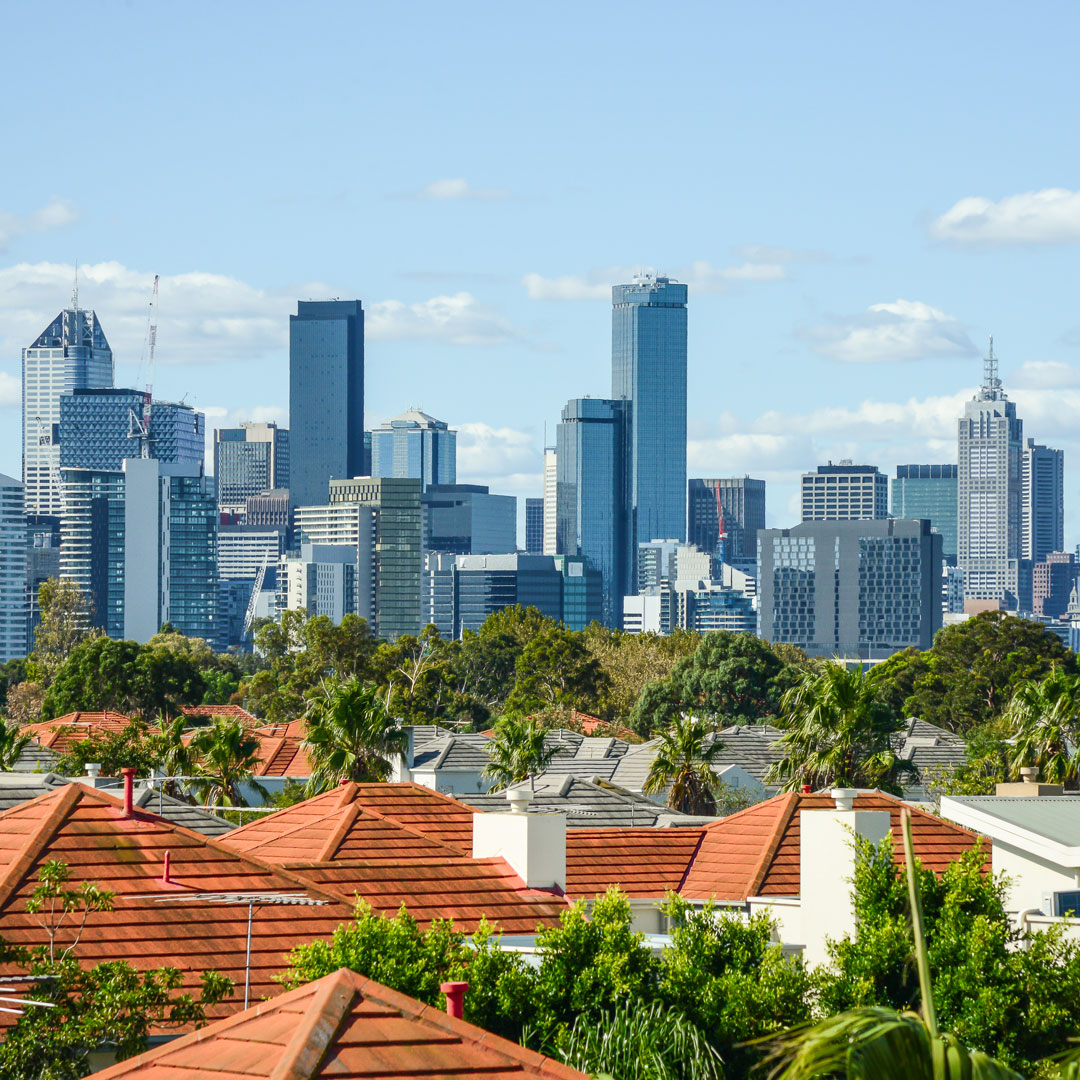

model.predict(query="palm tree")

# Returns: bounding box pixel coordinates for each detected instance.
[642,712,725,815]
[1004,668,1080,787]
[482,715,558,792]
[760,812,1026,1079]
[0,716,31,770]
[302,677,408,793]
[187,717,265,807]
[145,714,199,798]
[765,665,916,794]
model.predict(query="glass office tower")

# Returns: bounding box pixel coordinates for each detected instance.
[556,397,627,627]
[611,274,687,588]
[0,475,27,662]
[892,465,958,562]
[289,301,364,508]
[525,498,544,554]
[370,409,455,491]
[22,306,113,516]
[214,422,289,513]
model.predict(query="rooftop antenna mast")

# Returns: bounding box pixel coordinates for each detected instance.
[982,334,1002,398]
[129,274,159,458]
[71,259,79,312]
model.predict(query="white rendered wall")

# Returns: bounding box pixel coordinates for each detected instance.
[992,839,1080,913]
[473,810,566,890]
[123,458,163,643]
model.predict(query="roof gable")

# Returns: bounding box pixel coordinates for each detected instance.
[24,712,133,751]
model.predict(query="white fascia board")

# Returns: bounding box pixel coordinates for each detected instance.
[941,797,1080,868]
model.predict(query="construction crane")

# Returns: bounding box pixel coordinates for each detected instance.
[713,485,727,567]
[128,274,159,458]
[243,553,270,635]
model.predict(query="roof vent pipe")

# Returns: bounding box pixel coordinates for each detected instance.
[86,763,101,781]
[831,788,857,812]
[120,767,136,818]
[506,787,534,814]
[161,850,171,884]
[440,981,468,1019]
[1020,767,1039,784]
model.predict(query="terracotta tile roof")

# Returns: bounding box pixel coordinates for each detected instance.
[680,791,987,901]
[180,704,261,724]
[345,782,478,854]
[250,732,314,777]
[0,785,357,1017]
[88,967,587,1079]
[22,712,132,751]
[254,719,307,739]
[565,828,703,899]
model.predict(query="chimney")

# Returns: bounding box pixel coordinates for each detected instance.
[472,789,566,891]
[995,767,1064,798]
[440,981,468,1019]
[799,802,890,968]
[120,768,136,818]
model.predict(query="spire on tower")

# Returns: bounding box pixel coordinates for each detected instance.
[982,334,1003,398]
[71,259,79,312]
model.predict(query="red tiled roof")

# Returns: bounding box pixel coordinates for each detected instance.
[88,967,587,1079]
[680,791,988,901]
[0,785,357,1019]
[250,732,314,777]
[565,828,702,899]
[180,704,261,724]
[344,782,478,854]
[254,719,307,739]
[23,712,132,751]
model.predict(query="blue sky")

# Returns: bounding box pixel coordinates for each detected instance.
[2,2,1080,538]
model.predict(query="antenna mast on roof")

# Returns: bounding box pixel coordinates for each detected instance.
[982,334,1003,398]
[71,259,79,312]
[129,275,159,458]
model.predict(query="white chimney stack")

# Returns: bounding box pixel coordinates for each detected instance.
[472,794,566,891]
[800,804,891,967]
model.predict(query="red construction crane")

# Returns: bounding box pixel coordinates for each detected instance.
[714,484,727,566]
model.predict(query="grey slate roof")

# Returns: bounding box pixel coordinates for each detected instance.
[11,743,61,773]
[0,774,235,837]
[410,733,493,771]
[457,775,692,828]
[409,728,630,775]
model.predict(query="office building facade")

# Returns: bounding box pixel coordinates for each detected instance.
[1022,440,1064,566]
[218,525,288,581]
[1033,552,1077,620]
[542,446,557,555]
[892,465,958,562]
[554,553,603,631]
[278,544,357,623]
[801,462,888,522]
[758,518,942,658]
[687,477,765,568]
[958,344,1024,607]
[289,300,364,507]
[525,498,544,554]
[612,274,688,560]
[26,516,60,649]
[214,422,289,514]
[23,306,113,516]
[556,397,627,626]
[423,484,516,556]
[0,476,27,662]
[245,489,291,528]
[370,409,455,491]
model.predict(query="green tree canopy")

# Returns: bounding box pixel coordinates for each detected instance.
[27,579,99,688]
[186,717,265,807]
[1003,667,1080,786]
[643,712,725,814]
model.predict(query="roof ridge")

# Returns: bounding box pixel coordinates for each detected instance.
[745,793,799,897]
[330,800,467,855]
[0,784,83,912]
[317,802,362,862]
[269,968,356,1080]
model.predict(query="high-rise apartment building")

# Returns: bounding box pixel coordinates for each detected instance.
[22,305,113,516]
[687,477,766,569]
[1022,439,1064,566]
[758,518,942,658]
[422,484,516,556]
[892,465,958,563]
[801,463,888,522]
[958,343,1024,607]
[612,274,688,562]
[1033,552,1076,619]
[328,477,421,640]
[525,498,543,554]
[214,422,289,514]
[556,397,627,627]
[289,301,364,508]
[0,475,27,662]
[59,389,205,472]
[218,525,288,581]
[293,502,377,627]
[370,410,455,491]
[542,446,557,555]
[278,544,357,623]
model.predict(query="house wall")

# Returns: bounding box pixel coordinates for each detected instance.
[993,839,1080,912]
[748,896,802,946]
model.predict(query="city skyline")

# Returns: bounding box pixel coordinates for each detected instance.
[2,4,1080,541]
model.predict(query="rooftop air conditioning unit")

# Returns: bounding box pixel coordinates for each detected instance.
[1042,890,1080,917]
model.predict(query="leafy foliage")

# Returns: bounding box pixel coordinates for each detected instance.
[28,579,100,688]
[186,717,266,806]
[482,714,559,791]
[53,719,160,779]
[643,713,725,814]
[1003,667,1080,786]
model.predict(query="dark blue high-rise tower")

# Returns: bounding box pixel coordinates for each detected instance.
[611,274,687,589]
[289,300,365,508]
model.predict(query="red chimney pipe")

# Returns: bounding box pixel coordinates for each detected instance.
[440,981,468,1019]
[801,784,812,795]
[162,850,171,884]
[121,768,136,818]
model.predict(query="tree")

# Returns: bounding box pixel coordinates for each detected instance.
[766,665,915,794]
[630,632,802,736]
[187,717,265,807]
[4,680,44,724]
[54,720,159,778]
[372,625,452,724]
[482,714,559,792]
[302,677,408,792]
[504,625,609,715]
[0,716,30,770]
[642,713,725,815]
[28,579,99,688]
[1003,668,1080,786]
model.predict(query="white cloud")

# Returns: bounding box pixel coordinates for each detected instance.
[0,372,18,408]
[931,188,1080,247]
[1011,360,1080,390]
[367,293,514,346]
[806,299,977,363]
[415,178,509,201]
[0,198,79,252]
[522,258,788,302]
[456,422,539,484]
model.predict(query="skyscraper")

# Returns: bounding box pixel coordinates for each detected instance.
[801,463,888,521]
[422,484,516,556]
[22,305,113,516]
[0,475,27,662]
[370,409,456,491]
[214,422,290,514]
[687,478,766,570]
[958,341,1024,608]
[542,445,557,555]
[612,274,688,566]
[556,397,627,627]
[525,498,544,554]
[289,300,364,508]
[891,465,959,563]
[1021,439,1064,566]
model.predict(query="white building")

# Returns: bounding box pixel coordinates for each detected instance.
[278,544,357,624]
[0,475,27,662]
[542,446,557,556]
